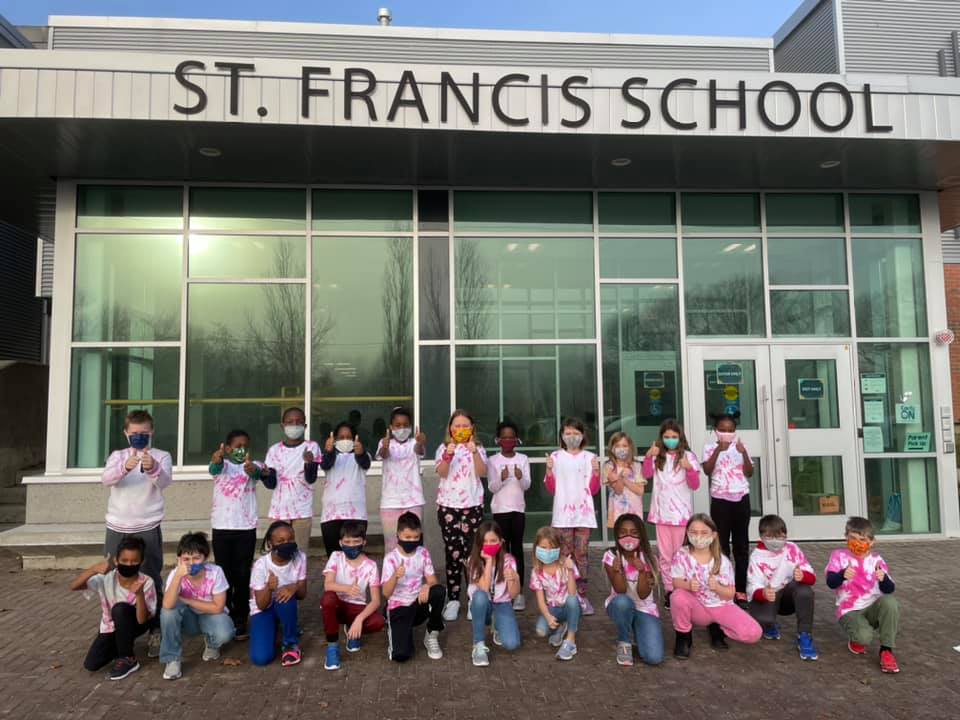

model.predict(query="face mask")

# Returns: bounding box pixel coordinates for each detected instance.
[481,542,501,559]
[563,433,583,449]
[498,438,518,453]
[847,538,871,556]
[116,563,141,578]
[398,538,421,554]
[451,427,473,444]
[613,447,631,461]
[392,427,412,442]
[535,547,561,564]
[228,447,248,464]
[716,431,736,444]
[274,542,298,561]
[127,432,151,450]
[763,538,786,552]
[662,437,680,450]
[617,536,640,552]
[340,544,363,560]
[688,534,713,550]
[283,424,306,440]
[335,439,355,454]
[189,562,205,576]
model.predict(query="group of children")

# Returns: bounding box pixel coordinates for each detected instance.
[71,407,903,681]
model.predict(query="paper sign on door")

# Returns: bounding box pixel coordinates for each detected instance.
[863,426,884,453]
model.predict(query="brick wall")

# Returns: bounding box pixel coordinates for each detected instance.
[944,264,960,414]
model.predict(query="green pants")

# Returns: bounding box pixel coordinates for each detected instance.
[838,594,900,649]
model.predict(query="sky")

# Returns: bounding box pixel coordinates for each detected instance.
[4,0,805,38]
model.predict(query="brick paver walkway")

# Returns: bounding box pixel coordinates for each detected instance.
[1,541,957,719]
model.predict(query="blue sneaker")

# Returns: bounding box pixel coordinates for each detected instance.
[762,624,781,641]
[797,632,819,661]
[346,637,362,653]
[324,644,341,670]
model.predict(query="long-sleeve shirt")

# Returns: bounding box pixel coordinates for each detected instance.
[101,447,173,533]
[643,451,700,526]
[746,541,816,601]
[486,452,531,514]
[824,548,895,618]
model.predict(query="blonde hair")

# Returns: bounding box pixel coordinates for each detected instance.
[606,431,638,466]
[531,526,562,573]
[683,513,723,575]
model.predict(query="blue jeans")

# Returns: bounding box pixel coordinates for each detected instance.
[606,594,664,665]
[469,590,521,650]
[535,595,582,636]
[249,597,300,666]
[159,602,235,663]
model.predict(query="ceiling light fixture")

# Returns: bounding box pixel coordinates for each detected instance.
[198,147,222,158]
[722,243,742,253]
[610,158,632,167]
[819,159,841,169]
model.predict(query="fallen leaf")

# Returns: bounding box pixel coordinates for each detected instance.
[222,658,243,667]
[50,663,62,669]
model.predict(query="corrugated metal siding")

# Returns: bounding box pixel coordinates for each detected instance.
[944,229,960,263]
[842,0,960,75]
[0,221,42,362]
[774,0,839,73]
[37,238,54,298]
[49,27,772,70]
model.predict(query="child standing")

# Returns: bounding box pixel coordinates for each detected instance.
[670,514,762,658]
[321,521,385,670]
[248,521,308,667]
[825,516,900,673]
[529,527,581,660]
[160,532,235,680]
[467,521,523,666]
[701,414,753,604]
[485,420,531,610]
[313,422,372,557]
[604,432,645,527]
[381,512,447,662]
[376,406,427,554]
[70,537,157,681]
[546,417,601,615]
[643,418,700,605]
[435,409,487,621]
[603,513,664,667]
[263,407,321,550]
[746,514,818,660]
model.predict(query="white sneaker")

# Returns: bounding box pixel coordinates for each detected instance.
[471,642,490,667]
[492,629,502,647]
[467,605,473,621]
[147,631,161,658]
[512,594,526,611]
[202,642,220,662]
[423,630,443,660]
[162,660,182,680]
[442,600,460,622]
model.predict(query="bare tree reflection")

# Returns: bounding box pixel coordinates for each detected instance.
[455,238,491,340]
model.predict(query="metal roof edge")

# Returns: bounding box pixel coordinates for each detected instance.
[773,0,826,47]
[0,14,35,48]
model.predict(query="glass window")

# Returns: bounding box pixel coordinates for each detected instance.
[77,186,183,230]
[701,360,758,430]
[853,238,927,337]
[858,343,934,454]
[599,238,677,279]
[454,191,592,233]
[419,235,449,340]
[771,291,850,337]
[73,234,182,342]
[185,284,306,464]
[68,347,179,468]
[418,190,449,231]
[190,188,305,231]
[601,285,681,448]
[865,458,940,534]
[790,456,845,516]
[420,345,450,448]
[312,237,414,447]
[748,460,763,517]
[765,194,843,232]
[598,193,675,233]
[784,359,839,429]
[312,190,413,233]
[683,239,764,336]
[768,237,846,285]
[189,235,306,278]
[454,237,595,340]
[850,194,921,234]
[681,193,760,233]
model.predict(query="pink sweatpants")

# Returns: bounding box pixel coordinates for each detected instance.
[380,505,424,553]
[669,589,762,644]
[655,524,686,592]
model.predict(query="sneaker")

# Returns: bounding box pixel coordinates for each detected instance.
[616,642,634,667]
[492,629,503,647]
[879,649,900,674]
[346,637,362,653]
[202,641,221,662]
[734,592,749,610]
[424,630,443,660]
[763,624,782,641]
[324,645,341,671]
[442,600,460,622]
[471,642,490,667]
[579,596,595,616]
[674,630,692,660]
[556,639,577,661]
[663,591,672,609]
[467,606,473,621]
[161,660,181,681]
[147,631,161,658]
[548,623,567,648]
[108,657,140,681]
[797,632,819,661]
[848,640,868,655]
[280,645,302,667]
[512,594,526,611]
[708,623,729,651]
[234,623,249,642]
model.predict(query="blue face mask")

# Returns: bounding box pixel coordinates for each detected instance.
[189,562,205,576]
[536,547,561,564]
[128,432,151,450]
[662,437,680,450]
[341,543,363,560]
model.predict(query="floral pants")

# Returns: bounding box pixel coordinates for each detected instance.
[437,505,484,602]
[555,526,591,596]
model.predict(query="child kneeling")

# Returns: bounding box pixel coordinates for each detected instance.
[467,520,523,666]
[530,526,581,661]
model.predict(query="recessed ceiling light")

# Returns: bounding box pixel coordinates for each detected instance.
[198,147,222,158]
[610,158,632,167]
[819,159,841,169]
[722,243,742,253]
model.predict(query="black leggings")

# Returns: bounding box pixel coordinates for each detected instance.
[212,528,257,629]
[320,519,368,557]
[83,603,149,670]
[437,505,484,602]
[493,511,526,585]
[711,496,751,593]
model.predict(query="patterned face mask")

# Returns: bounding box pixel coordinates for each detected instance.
[451,427,473,444]
[228,447,248,464]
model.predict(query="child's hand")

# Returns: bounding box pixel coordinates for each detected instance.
[124,451,140,471]
[445,442,456,456]
[275,584,296,603]
[763,586,776,602]
[546,614,559,630]
[174,556,190,579]
[707,575,721,592]
[690,577,701,593]
[95,555,113,575]
[267,571,279,591]
[875,569,886,583]
[140,451,155,472]
[646,444,660,458]
[394,563,406,580]
[843,566,857,582]
[212,443,226,464]
[514,465,523,481]
[353,435,363,454]
[563,556,575,571]
[130,576,147,594]
[678,455,692,470]
[545,453,554,471]
[504,566,519,584]
[325,432,335,453]
[243,450,256,474]
[348,583,364,600]
[501,465,510,481]
[303,448,314,463]
[736,439,747,454]
[591,457,600,473]
[466,439,477,454]
[793,567,804,582]
[611,554,623,575]
[415,427,427,446]
[717,440,731,451]
[383,427,391,450]
[417,584,430,605]
[346,617,364,640]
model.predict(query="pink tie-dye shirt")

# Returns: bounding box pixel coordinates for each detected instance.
[702,442,751,502]
[380,546,436,611]
[529,563,579,608]
[265,440,321,520]
[670,546,735,608]
[320,453,368,522]
[467,553,518,604]
[646,451,701,526]
[85,570,158,633]
[605,460,645,525]
[377,438,425,509]
[825,548,892,619]
[746,542,815,599]
[323,551,380,606]
[602,549,659,617]
[248,551,308,616]
[434,444,487,509]
[164,563,230,604]
[210,460,261,530]
[549,450,598,529]
[486,452,531,514]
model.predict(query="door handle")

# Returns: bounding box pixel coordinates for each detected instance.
[759,383,773,502]
[777,383,791,501]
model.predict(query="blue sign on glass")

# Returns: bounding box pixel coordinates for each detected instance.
[649,401,663,417]
[716,363,743,385]
[798,378,824,400]
[724,403,740,416]
[643,371,665,389]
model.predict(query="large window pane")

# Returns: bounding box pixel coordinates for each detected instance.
[419,235,449,340]
[771,291,850,336]
[850,194,921,234]
[74,234,182,342]
[766,193,843,232]
[599,238,677,279]
[77,186,183,230]
[186,284,306,464]
[784,359,839,429]
[454,237,595,340]
[768,237,846,285]
[312,190,412,232]
[312,237,413,447]
[790,456,845,516]
[865,457,940,534]
[681,193,760,233]
[420,345,450,447]
[601,285,682,449]
[190,188,305,231]
[853,238,927,337]
[683,238,764,336]
[598,193,675,233]
[701,359,759,430]
[189,235,306,278]
[68,347,179,468]
[858,343,934,454]
[454,191,592,233]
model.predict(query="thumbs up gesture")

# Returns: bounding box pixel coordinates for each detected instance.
[545,453,554,471]
[646,444,660,458]
[353,435,363,454]
[501,465,510,481]
[763,585,776,602]
[514,464,523,481]
[325,432,335,453]
[211,443,225,464]
[244,447,256,474]
[679,454,692,471]
[382,427,391,451]
[415,426,427,446]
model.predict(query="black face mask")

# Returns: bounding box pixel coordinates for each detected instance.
[397,538,421,554]
[116,563,141,578]
[273,542,298,561]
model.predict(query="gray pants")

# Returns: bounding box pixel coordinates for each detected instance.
[748,581,814,634]
[105,525,164,629]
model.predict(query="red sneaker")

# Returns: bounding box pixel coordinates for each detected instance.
[879,649,900,673]
[848,641,867,655]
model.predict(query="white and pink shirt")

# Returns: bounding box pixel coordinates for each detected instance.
[323,551,380,606]
[85,570,157,633]
[605,460,645,525]
[486,453,531,514]
[547,449,599,529]
[702,442,751,502]
[670,546,735,608]
[602,549,659,617]
[101,448,173,533]
[467,553,518,604]
[746,541,816,600]
[248,550,308,616]
[529,563,579,608]
[165,563,230,608]
[377,438,425,510]
[644,451,701,526]
[434,444,487,509]
[381,546,436,611]
[320,453,368,522]
[210,460,261,530]
[265,440,321,520]
[825,548,892,619]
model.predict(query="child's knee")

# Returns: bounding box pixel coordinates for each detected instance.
[209,618,235,647]
[793,582,814,601]
[743,618,763,644]
[843,621,874,645]
[563,595,581,614]
[159,606,181,625]
[428,584,446,604]
[609,593,634,614]
[320,591,339,610]
[249,647,274,666]
[877,594,899,614]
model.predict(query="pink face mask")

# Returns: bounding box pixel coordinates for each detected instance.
[481,542,501,558]
[617,536,640,552]
[716,431,736,444]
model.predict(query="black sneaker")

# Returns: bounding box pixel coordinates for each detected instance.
[708,623,729,651]
[664,591,672,609]
[234,621,249,641]
[673,630,692,659]
[108,656,140,681]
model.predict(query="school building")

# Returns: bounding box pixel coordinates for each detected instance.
[2,0,960,553]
